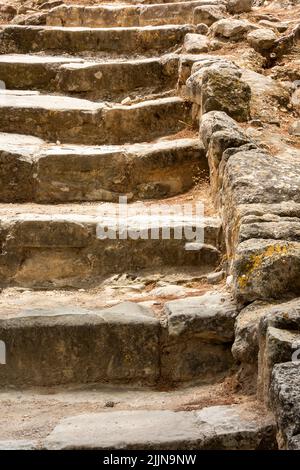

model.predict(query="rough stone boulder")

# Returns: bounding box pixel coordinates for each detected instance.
[232,301,269,366]
[161,291,237,382]
[247,28,277,52]
[241,68,290,122]
[210,19,257,41]
[193,5,227,27]
[256,299,300,404]
[165,291,238,341]
[199,110,244,149]
[201,68,251,121]
[185,58,251,121]
[227,0,253,14]
[232,299,300,387]
[233,239,300,304]
[271,362,300,449]
[183,33,210,53]
[258,20,288,33]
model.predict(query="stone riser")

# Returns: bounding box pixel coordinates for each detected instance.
[0,302,232,388]
[46,1,212,28]
[0,55,179,102]
[0,93,192,145]
[0,136,207,203]
[0,24,194,56]
[0,211,222,288]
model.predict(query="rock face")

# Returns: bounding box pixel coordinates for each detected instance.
[227,0,253,14]
[185,57,251,121]
[0,133,207,203]
[193,5,227,27]
[199,109,300,305]
[183,33,210,53]
[162,291,237,382]
[165,291,238,341]
[271,363,300,449]
[201,68,251,121]
[0,302,161,387]
[233,298,300,395]
[257,298,300,404]
[211,19,257,41]
[247,28,277,52]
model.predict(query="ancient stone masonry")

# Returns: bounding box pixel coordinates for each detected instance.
[0,0,299,450]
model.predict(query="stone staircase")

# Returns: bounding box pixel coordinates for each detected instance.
[0,0,278,450]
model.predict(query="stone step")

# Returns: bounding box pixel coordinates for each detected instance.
[45,1,214,28]
[43,405,276,450]
[0,133,207,203]
[0,202,222,288]
[0,54,179,101]
[0,382,275,449]
[44,406,275,450]
[0,290,236,387]
[0,403,276,450]
[0,91,192,144]
[0,24,194,56]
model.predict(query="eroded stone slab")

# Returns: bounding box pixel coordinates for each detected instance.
[271,362,300,449]
[165,291,237,341]
[0,134,207,203]
[0,24,194,55]
[0,302,161,387]
[0,92,191,145]
[44,404,276,450]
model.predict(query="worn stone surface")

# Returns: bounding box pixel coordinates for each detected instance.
[232,301,269,365]
[193,5,227,27]
[0,92,192,145]
[45,2,218,28]
[0,0,299,449]
[0,441,37,450]
[199,110,243,149]
[0,134,207,203]
[211,19,257,41]
[241,68,290,122]
[201,67,251,121]
[161,291,237,382]
[270,362,300,449]
[165,291,238,341]
[233,239,300,304]
[0,204,221,287]
[233,298,300,394]
[183,33,210,53]
[0,24,194,55]
[185,57,251,121]
[227,0,252,14]
[44,404,276,450]
[0,302,161,387]
[247,28,277,52]
[256,298,300,405]
[0,54,179,101]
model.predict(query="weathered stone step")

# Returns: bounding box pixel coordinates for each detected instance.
[0,202,222,288]
[43,405,276,450]
[0,54,179,101]
[45,1,216,28]
[0,290,236,387]
[0,91,192,144]
[0,405,276,450]
[0,133,206,203]
[0,24,194,56]
[0,380,275,449]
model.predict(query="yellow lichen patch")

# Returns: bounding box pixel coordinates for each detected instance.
[237,243,290,289]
